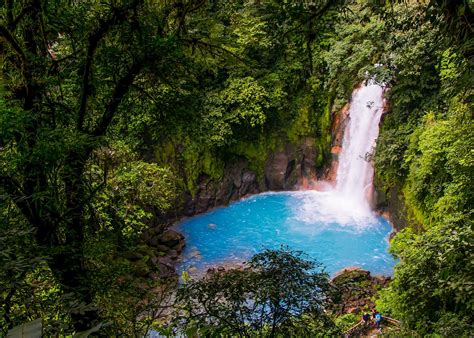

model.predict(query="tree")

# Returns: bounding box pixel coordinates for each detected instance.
[0,0,202,331]
[174,247,337,337]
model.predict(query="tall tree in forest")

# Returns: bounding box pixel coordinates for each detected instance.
[0,0,202,330]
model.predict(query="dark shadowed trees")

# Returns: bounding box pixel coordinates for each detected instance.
[174,247,338,337]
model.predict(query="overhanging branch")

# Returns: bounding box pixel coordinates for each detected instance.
[0,25,28,64]
[92,60,143,137]
[77,1,141,131]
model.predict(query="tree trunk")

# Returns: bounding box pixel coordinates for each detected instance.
[53,147,100,332]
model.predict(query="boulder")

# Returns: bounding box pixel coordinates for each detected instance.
[229,160,247,188]
[148,235,160,247]
[149,272,160,281]
[172,240,185,253]
[300,137,318,179]
[141,228,156,243]
[158,229,184,247]
[183,191,196,216]
[195,174,215,214]
[158,256,175,268]
[158,263,175,279]
[150,256,160,268]
[150,256,176,279]
[136,244,157,258]
[215,178,233,205]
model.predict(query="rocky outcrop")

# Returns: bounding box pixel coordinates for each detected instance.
[183,137,319,216]
[264,138,318,190]
[330,268,391,315]
[129,228,186,280]
[183,161,260,215]
[130,135,320,279]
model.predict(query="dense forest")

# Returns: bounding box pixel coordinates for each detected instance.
[1,0,472,336]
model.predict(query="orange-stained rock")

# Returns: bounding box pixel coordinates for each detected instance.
[321,103,350,183]
[331,145,342,155]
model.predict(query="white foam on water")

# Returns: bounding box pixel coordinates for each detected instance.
[289,191,377,229]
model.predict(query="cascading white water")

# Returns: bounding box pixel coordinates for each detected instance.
[292,81,385,225]
[335,82,384,212]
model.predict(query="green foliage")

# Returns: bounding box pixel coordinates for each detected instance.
[139,0,343,192]
[174,247,337,337]
[230,135,278,178]
[1,0,199,333]
[403,111,473,225]
[93,159,180,239]
[377,220,473,334]
[334,313,360,332]
[202,76,269,147]
[318,1,474,334]
[287,93,316,143]
[374,124,413,189]
[367,1,474,335]
[323,2,386,108]
[2,0,345,333]
[0,226,68,335]
[88,240,176,337]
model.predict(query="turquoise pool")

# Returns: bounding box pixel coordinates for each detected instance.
[175,191,396,276]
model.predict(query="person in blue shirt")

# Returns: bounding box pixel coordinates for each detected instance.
[375,312,382,329]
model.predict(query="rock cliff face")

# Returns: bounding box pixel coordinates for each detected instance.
[182,136,319,216]
[323,103,350,183]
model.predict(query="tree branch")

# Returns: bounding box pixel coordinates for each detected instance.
[77,1,141,131]
[0,25,28,64]
[130,83,158,103]
[177,0,206,35]
[0,175,37,229]
[92,60,143,136]
[182,38,248,64]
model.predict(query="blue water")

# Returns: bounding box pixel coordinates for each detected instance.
[175,191,396,276]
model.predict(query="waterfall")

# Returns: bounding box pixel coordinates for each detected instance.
[335,82,384,212]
